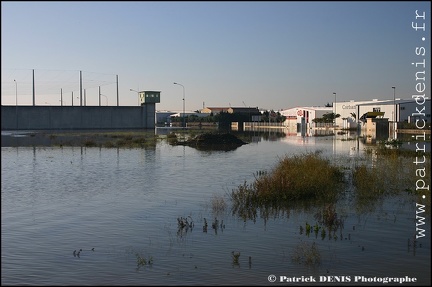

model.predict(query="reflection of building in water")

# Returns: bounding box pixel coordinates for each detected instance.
[363,116,389,144]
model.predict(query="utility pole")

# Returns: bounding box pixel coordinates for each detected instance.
[333,92,336,126]
[79,71,83,106]
[32,69,35,106]
[116,75,119,106]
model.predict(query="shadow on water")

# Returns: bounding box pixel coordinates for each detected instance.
[167,132,248,152]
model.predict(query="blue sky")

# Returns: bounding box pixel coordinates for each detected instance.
[1,1,430,111]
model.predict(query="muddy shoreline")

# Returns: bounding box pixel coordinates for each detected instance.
[1,130,159,147]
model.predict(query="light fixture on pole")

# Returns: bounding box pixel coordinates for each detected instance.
[392,86,396,123]
[392,86,396,139]
[130,88,140,106]
[14,79,17,106]
[14,79,18,129]
[333,92,336,126]
[173,82,185,129]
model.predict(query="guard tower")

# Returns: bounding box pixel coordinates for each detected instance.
[139,91,160,106]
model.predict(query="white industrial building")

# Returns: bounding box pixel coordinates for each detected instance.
[281,98,430,131]
[335,98,431,129]
[280,106,333,130]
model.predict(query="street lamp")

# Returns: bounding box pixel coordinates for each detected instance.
[14,79,17,106]
[173,82,185,128]
[392,86,396,139]
[333,92,336,126]
[129,88,140,106]
[392,87,396,122]
[14,79,18,129]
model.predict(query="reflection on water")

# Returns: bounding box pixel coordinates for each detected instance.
[1,131,430,285]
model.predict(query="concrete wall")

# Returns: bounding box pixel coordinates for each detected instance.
[1,105,156,130]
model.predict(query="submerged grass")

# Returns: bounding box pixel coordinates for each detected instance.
[353,147,431,213]
[231,147,430,220]
[210,194,227,215]
[47,131,162,148]
[291,241,321,266]
[231,152,344,220]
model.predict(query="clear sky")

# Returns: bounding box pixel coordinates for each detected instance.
[1,1,430,112]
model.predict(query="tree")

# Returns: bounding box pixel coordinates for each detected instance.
[312,112,340,123]
[260,110,286,123]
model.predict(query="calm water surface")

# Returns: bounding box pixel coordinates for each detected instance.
[1,131,430,285]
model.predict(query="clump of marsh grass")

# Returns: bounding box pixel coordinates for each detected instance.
[84,139,98,147]
[314,204,344,234]
[135,253,153,270]
[252,152,343,201]
[316,204,343,228]
[166,132,178,144]
[104,141,115,148]
[291,241,321,266]
[176,216,194,238]
[231,251,240,266]
[351,148,431,213]
[211,194,227,215]
[352,164,382,196]
[231,152,344,219]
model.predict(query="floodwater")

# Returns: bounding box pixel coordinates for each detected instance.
[1,130,430,285]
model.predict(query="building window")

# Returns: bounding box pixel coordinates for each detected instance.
[373,107,381,112]
[401,107,405,110]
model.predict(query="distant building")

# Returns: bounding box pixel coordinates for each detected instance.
[280,106,333,129]
[200,107,230,114]
[335,98,431,129]
[200,106,260,116]
[169,112,208,118]
[155,111,177,125]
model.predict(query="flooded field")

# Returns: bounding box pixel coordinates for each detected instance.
[1,130,430,285]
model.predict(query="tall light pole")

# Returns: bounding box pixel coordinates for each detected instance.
[173,82,185,128]
[392,86,396,122]
[14,79,18,129]
[333,92,336,126]
[392,86,396,139]
[14,79,17,106]
[129,88,140,106]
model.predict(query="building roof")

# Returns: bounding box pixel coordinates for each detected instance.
[281,106,332,111]
[357,98,430,106]
[359,112,385,121]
